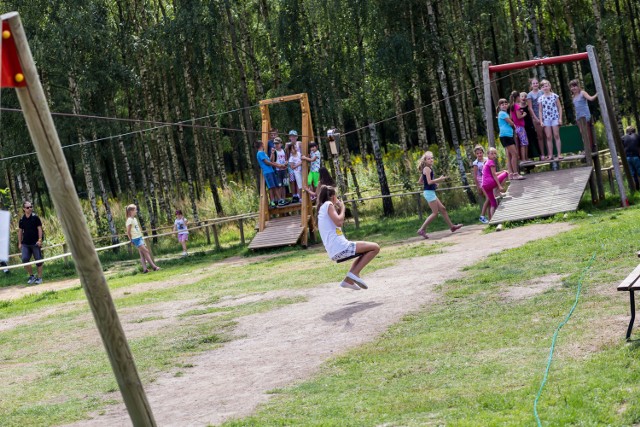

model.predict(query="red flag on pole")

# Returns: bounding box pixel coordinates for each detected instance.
[1,21,27,88]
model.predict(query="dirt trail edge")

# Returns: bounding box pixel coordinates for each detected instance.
[69,223,571,427]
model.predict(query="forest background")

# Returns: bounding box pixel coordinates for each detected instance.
[0,0,638,244]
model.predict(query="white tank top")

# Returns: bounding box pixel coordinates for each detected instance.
[318,201,352,259]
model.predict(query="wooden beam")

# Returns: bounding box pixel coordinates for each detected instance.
[587,45,628,206]
[259,94,305,105]
[3,11,156,426]
[482,61,496,148]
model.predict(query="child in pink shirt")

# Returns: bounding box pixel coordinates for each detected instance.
[481,147,509,220]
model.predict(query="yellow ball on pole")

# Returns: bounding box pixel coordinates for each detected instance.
[15,73,24,83]
[2,30,10,39]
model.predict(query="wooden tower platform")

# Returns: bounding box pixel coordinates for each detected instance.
[249,93,316,250]
[489,167,593,225]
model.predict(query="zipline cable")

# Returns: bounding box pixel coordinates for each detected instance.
[1,65,531,162]
[533,251,597,427]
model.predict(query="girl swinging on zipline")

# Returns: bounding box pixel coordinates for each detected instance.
[317,185,380,290]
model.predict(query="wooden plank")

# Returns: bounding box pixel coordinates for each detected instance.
[248,214,305,249]
[618,264,640,291]
[489,168,592,224]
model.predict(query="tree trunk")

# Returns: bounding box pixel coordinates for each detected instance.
[93,137,119,244]
[564,1,583,82]
[526,0,546,78]
[409,7,429,149]
[258,0,281,88]
[170,69,200,224]
[591,0,622,132]
[223,0,257,173]
[425,1,475,204]
[182,46,207,191]
[614,0,640,128]
[160,68,183,197]
[393,80,411,173]
[68,74,100,229]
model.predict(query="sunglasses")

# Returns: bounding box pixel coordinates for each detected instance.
[24,206,32,209]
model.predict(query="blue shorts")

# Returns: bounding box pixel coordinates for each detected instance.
[131,237,145,248]
[21,244,44,266]
[423,190,437,203]
[264,172,278,189]
[275,169,287,186]
[627,156,640,177]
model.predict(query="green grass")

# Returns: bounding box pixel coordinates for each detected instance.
[3,196,640,425]
[222,207,640,426]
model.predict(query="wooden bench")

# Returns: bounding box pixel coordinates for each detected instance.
[617,254,640,340]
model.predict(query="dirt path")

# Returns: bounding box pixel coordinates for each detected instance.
[61,222,571,427]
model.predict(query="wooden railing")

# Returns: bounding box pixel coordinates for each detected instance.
[3,212,258,270]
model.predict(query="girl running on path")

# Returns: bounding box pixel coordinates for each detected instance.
[317,186,380,290]
[538,79,563,160]
[416,151,463,239]
[481,147,509,220]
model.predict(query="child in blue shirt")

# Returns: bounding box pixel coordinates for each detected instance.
[256,140,286,208]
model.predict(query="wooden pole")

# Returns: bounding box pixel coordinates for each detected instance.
[238,218,245,245]
[258,105,271,231]
[300,94,313,246]
[212,223,221,250]
[482,61,496,148]
[587,45,628,206]
[3,12,156,426]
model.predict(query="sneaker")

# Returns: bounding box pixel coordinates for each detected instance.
[479,216,489,224]
[27,275,35,284]
[278,199,287,206]
[3,269,9,274]
[339,280,361,291]
[182,251,188,257]
[34,277,42,285]
[450,224,463,232]
[292,195,300,203]
[346,272,368,289]
[269,201,277,209]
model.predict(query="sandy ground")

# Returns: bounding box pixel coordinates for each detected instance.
[46,223,571,426]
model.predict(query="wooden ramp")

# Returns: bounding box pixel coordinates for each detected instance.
[489,167,593,224]
[248,215,305,249]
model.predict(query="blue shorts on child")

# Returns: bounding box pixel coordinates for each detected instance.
[131,237,145,248]
[264,172,278,189]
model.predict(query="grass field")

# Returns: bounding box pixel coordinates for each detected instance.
[2,202,640,425]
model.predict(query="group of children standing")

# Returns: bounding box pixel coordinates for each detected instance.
[257,129,323,208]
[496,77,596,179]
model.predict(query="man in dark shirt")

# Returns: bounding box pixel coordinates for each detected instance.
[18,200,44,284]
[623,126,640,190]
